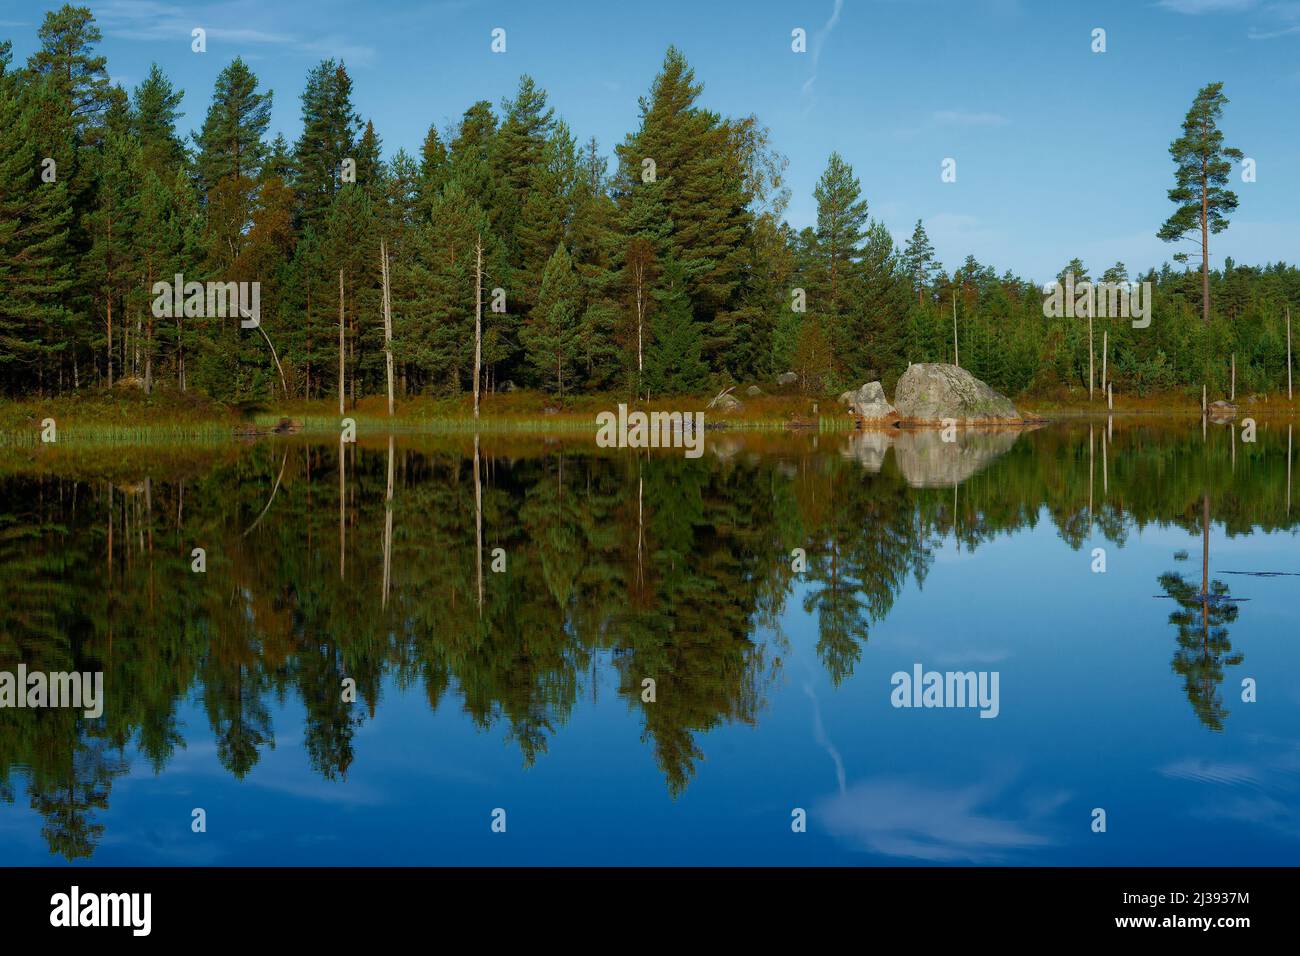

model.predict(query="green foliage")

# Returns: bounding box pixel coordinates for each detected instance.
[0,12,1294,404]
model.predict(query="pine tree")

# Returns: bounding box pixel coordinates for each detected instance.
[1158,82,1243,326]
[26,4,112,136]
[812,151,869,320]
[616,47,752,365]
[194,58,272,190]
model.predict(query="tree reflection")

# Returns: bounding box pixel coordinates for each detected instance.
[0,425,1289,858]
[1156,494,1244,731]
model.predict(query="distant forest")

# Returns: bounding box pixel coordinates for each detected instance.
[1,5,1297,405]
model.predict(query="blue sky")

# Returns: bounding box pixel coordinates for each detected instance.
[2,0,1298,283]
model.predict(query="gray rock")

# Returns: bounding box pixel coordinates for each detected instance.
[776,372,799,386]
[838,430,891,472]
[1208,400,1237,422]
[709,392,743,412]
[893,363,1020,423]
[842,381,896,422]
[745,385,764,397]
[891,429,1023,488]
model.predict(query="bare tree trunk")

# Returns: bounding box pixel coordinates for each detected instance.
[383,434,394,608]
[635,262,644,380]
[1101,329,1107,395]
[1088,313,1094,400]
[256,323,288,398]
[474,233,483,419]
[952,292,959,367]
[1201,494,1210,598]
[338,268,345,417]
[339,437,346,582]
[107,300,114,388]
[381,238,395,416]
[1287,306,1293,401]
[1201,164,1210,326]
[474,433,483,617]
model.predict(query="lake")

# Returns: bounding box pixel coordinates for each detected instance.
[1,420,1296,865]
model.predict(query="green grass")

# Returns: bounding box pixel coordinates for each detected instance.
[10,382,1291,447]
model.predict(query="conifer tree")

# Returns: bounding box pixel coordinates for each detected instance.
[0,72,74,394]
[294,59,361,231]
[645,257,707,396]
[1158,82,1243,326]
[902,219,938,306]
[523,244,581,395]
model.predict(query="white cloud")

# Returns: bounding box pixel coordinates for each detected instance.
[818,776,1057,862]
[1157,0,1258,13]
[92,0,376,65]
[801,0,844,111]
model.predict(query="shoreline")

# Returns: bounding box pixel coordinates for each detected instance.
[2,390,1296,445]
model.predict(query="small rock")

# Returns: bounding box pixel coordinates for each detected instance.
[745,385,764,397]
[776,372,798,386]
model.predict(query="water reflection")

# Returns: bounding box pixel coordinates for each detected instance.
[1156,494,1245,732]
[0,422,1295,859]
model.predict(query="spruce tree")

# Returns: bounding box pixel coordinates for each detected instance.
[902,219,938,306]
[646,257,707,395]
[294,59,361,231]
[523,244,582,395]
[131,64,186,176]
[0,73,74,394]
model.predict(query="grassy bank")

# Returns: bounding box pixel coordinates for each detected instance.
[2,383,1296,445]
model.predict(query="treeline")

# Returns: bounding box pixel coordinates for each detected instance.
[1,6,1297,405]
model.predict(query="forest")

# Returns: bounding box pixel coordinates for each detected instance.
[2,5,1298,410]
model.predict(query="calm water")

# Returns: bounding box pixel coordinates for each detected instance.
[1,422,1296,865]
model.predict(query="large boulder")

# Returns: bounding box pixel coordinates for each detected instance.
[841,381,897,423]
[776,371,799,386]
[893,363,1020,423]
